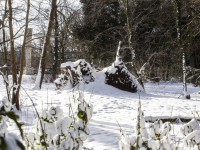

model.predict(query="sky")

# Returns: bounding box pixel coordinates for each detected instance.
[0,0,81,48]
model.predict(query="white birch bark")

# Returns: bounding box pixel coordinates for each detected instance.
[33,0,57,90]
[182,48,187,97]
[116,41,122,62]
[123,0,144,90]
[174,0,189,98]
[33,51,43,90]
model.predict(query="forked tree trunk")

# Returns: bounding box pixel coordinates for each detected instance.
[174,0,189,99]
[8,0,19,109]
[8,0,30,110]
[34,0,57,89]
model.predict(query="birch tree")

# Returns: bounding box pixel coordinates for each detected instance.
[174,0,190,99]
[120,0,144,90]
[34,0,57,89]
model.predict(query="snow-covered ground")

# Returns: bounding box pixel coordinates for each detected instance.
[0,72,200,150]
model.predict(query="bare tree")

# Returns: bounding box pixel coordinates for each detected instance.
[34,0,57,89]
[8,0,19,108]
[15,0,30,108]
[7,0,31,110]
[174,0,190,99]
[120,0,145,89]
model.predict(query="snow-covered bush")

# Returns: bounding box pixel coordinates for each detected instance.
[119,107,148,149]
[25,92,93,150]
[104,42,143,93]
[25,106,63,149]
[104,61,142,93]
[0,97,25,150]
[148,121,174,150]
[181,118,200,149]
[54,74,68,90]
[119,99,174,150]
[55,59,95,89]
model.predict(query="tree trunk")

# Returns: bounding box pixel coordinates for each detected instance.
[2,0,10,101]
[15,0,30,108]
[34,0,57,89]
[124,0,144,90]
[174,0,189,99]
[61,30,65,63]
[52,6,59,81]
[8,0,19,109]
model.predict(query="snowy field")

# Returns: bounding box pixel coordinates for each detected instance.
[0,73,200,150]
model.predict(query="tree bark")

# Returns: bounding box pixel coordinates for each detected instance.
[52,6,59,81]
[2,0,10,101]
[15,0,30,108]
[8,0,19,109]
[34,0,57,89]
[61,30,65,63]
[174,0,189,99]
[124,0,144,90]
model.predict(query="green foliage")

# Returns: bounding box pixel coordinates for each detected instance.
[24,92,93,150]
[2,111,24,139]
[16,140,26,150]
[0,137,7,149]
[0,98,25,150]
[119,99,174,150]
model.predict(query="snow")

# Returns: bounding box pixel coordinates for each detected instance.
[116,41,122,62]
[61,59,87,68]
[0,74,200,149]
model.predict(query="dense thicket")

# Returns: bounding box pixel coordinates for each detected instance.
[72,0,200,81]
[1,0,200,83]
[73,0,124,67]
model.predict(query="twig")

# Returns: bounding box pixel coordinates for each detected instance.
[89,87,94,104]
[178,94,183,98]
[21,86,47,150]
[159,81,170,89]
[116,119,124,136]
[69,98,75,122]
[170,106,174,122]
[47,88,48,110]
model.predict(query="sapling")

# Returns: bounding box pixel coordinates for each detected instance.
[25,106,64,149]
[55,92,93,150]
[119,99,148,150]
[181,118,200,149]
[25,91,93,150]
[119,98,175,150]
[0,97,25,150]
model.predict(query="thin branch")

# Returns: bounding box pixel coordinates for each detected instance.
[21,86,47,150]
